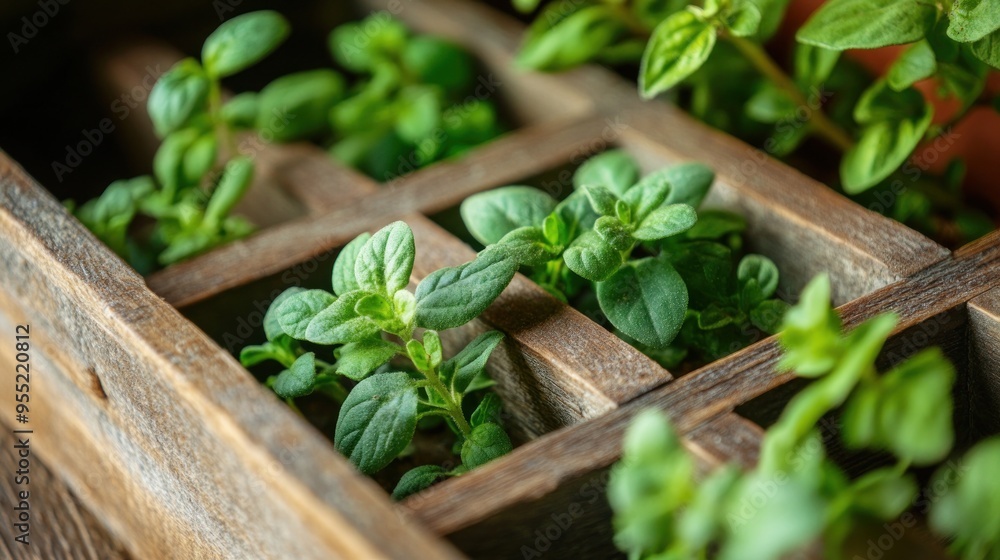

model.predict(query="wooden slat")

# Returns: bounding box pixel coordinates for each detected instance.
[0,153,462,560]
[0,427,132,560]
[968,288,1000,438]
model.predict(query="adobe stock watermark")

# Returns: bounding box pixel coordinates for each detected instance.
[50,63,165,183]
[7,0,70,54]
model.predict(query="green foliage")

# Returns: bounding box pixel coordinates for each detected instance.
[242,222,517,493]
[74,11,291,273]
[326,15,503,181]
[609,274,1000,558]
[512,0,997,246]
[461,151,787,368]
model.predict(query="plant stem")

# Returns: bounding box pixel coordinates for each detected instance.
[724,34,855,153]
[423,363,472,437]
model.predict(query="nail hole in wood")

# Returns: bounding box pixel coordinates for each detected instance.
[87,368,108,400]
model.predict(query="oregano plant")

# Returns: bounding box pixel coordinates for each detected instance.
[325,15,503,181]
[511,0,998,246]
[609,274,1000,558]
[72,11,291,273]
[242,221,518,498]
[460,150,788,369]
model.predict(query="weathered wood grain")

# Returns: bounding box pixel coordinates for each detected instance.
[0,425,132,560]
[967,288,1000,439]
[0,153,462,559]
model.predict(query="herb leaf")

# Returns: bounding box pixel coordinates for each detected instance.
[640,9,716,99]
[597,256,688,348]
[335,371,418,474]
[460,186,558,245]
[332,233,372,296]
[355,221,416,298]
[202,10,290,77]
[415,251,517,330]
[796,0,935,50]
[460,422,513,469]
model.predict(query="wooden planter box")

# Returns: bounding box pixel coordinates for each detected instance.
[2,0,998,557]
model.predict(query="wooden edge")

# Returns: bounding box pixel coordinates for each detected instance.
[0,418,132,560]
[966,286,1000,437]
[0,153,462,560]
[399,234,1000,544]
[144,113,611,307]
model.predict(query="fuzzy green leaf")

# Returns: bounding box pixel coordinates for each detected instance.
[471,393,504,427]
[148,59,210,138]
[632,204,698,240]
[564,230,625,282]
[355,221,415,297]
[594,216,635,251]
[929,438,1000,558]
[796,0,936,50]
[461,422,513,468]
[336,338,399,381]
[415,252,517,330]
[392,465,449,500]
[573,150,640,196]
[202,10,290,77]
[947,0,1000,43]
[305,290,381,345]
[639,9,717,99]
[444,331,504,393]
[332,233,372,296]
[275,289,337,340]
[335,372,418,474]
[272,352,316,399]
[598,256,688,348]
[582,184,621,217]
[460,186,558,245]
[494,226,562,267]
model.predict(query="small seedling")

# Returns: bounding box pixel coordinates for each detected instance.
[461,150,787,368]
[325,15,502,181]
[242,221,518,498]
[73,11,290,272]
[609,274,1000,558]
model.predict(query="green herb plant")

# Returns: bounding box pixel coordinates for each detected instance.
[73,11,292,273]
[511,0,998,246]
[460,150,788,369]
[241,221,519,498]
[262,14,503,182]
[609,274,1000,558]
